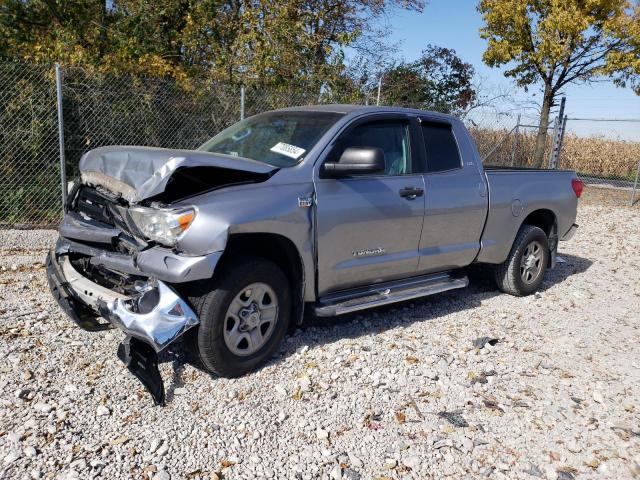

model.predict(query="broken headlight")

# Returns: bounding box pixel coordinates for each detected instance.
[128,206,196,247]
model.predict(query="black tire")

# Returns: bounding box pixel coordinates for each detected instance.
[493,225,549,296]
[187,257,291,377]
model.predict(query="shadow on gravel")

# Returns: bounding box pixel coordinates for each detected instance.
[276,252,592,363]
[158,253,592,398]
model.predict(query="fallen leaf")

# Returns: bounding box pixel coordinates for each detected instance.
[291,388,303,401]
[438,411,469,427]
[110,435,129,446]
[482,399,505,413]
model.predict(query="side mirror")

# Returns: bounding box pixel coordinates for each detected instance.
[323,147,385,177]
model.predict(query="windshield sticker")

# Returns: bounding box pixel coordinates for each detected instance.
[270,142,306,159]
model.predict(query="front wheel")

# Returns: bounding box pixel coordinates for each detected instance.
[187,257,291,377]
[493,225,549,296]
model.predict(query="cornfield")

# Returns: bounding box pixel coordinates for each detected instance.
[559,134,640,180]
[471,128,640,180]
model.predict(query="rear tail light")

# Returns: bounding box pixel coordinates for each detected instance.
[571,179,584,198]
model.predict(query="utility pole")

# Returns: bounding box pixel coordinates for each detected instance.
[376,76,383,106]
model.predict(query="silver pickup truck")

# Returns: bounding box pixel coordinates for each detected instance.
[46,105,581,404]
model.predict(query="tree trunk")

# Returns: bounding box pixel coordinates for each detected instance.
[533,84,554,168]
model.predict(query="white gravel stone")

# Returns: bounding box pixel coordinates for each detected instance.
[156,443,169,457]
[543,464,558,480]
[0,202,638,479]
[348,452,363,468]
[329,463,342,480]
[96,405,110,416]
[566,440,581,453]
[33,402,53,413]
[149,438,161,453]
[153,470,170,480]
[4,451,20,464]
[24,446,37,458]
[403,455,420,469]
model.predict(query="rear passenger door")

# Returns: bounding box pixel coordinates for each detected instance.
[416,118,488,273]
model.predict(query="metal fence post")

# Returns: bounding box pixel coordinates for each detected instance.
[240,85,245,121]
[510,114,520,166]
[555,115,568,169]
[548,116,559,168]
[630,158,640,206]
[55,63,67,210]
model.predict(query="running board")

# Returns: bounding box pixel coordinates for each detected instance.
[315,272,468,317]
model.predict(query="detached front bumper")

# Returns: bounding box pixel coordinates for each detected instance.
[46,248,200,404]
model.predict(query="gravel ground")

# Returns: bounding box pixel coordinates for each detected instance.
[1,202,639,480]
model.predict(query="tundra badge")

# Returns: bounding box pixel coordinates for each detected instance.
[352,247,385,257]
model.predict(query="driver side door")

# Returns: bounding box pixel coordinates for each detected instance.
[314,115,426,296]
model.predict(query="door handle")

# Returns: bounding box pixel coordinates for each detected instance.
[399,187,424,199]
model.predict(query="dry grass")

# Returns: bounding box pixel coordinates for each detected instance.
[471,128,640,180]
[580,185,640,208]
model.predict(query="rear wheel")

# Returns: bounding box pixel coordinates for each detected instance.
[187,257,291,377]
[494,225,549,296]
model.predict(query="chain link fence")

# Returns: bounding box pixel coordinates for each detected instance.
[469,114,557,169]
[560,118,640,204]
[0,62,61,228]
[1,60,638,230]
[477,113,640,205]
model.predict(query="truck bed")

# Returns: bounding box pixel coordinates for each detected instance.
[476,168,579,264]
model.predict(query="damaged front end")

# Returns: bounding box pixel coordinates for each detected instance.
[47,250,198,405]
[47,147,274,404]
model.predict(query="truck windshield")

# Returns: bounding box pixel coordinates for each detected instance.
[199,111,343,167]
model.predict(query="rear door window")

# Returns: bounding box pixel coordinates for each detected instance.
[420,122,462,173]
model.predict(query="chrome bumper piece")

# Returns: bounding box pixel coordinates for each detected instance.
[104,282,198,353]
[49,253,199,353]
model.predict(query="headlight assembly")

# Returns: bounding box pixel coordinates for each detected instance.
[128,206,196,247]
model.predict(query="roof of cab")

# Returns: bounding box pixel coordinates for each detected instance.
[273,104,458,121]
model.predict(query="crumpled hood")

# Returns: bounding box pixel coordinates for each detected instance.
[79,146,276,203]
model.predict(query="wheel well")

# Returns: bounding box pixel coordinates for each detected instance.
[218,233,305,323]
[522,209,556,237]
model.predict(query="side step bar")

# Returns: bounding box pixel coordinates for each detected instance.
[315,272,468,317]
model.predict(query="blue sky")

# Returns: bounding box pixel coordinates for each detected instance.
[384,1,640,140]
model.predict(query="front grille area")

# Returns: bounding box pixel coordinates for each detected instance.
[75,186,115,225]
[73,186,145,250]
[69,254,145,296]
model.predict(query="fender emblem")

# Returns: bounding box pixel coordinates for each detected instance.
[298,197,313,208]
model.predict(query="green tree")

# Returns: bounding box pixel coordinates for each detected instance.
[479,0,640,167]
[0,0,425,89]
[378,45,476,113]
